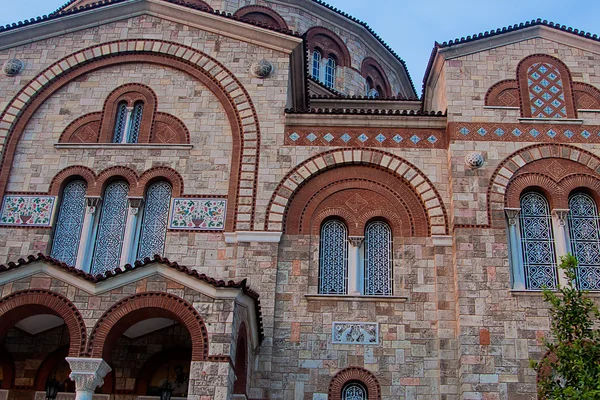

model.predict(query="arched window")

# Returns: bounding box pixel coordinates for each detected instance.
[312,50,322,80]
[519,192,558,290]
[342,382,367,400]
[91,181,129,274]
[129,101,144,143]
[50,180,87,266]
[319,219,348,295]
[325,57,336,89]
[112,101,144,144]
[364,221,393,296]
[527,62,567,118]
[137,181,172,260]
[112,101,128,143]
[568,193,600,290]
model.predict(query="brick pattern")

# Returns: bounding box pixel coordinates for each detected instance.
[485,80,519,107]
[449,122,600,143]
[328,367,381,400]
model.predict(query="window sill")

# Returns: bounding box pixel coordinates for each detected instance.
[54,143,193,150]
[304,294,408,302]
[510,290,600,297]
[517,118,584,125]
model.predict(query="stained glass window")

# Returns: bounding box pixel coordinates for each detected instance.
[312,50,321,80]
[568,193,600,290]
[527,62,567,118]
[324,57,336,88]
[520,192,558,289]
[91,181,129,275]
[112,101,128,143]
[364,221,393,296]
[50,180,87,266]
[342,383,367,400]
[319,219,348,294]
[137,181,172,260]
[128,101,144,143]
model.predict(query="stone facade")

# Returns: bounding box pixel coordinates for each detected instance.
[1,2,600,400]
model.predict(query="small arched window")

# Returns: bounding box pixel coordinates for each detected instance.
[319,219,348,294]
[137,181,172,260]
[112,101,128,143]
[342,382,368,400]
[324,57,336,89]
[312,50,322,80]
[519,192,558,290]
[91,181,129,274]
[112,101,144,144]
[50,180,87,266]
[364,221,393,296]
[568,193,600,290]
[129,101,144,143]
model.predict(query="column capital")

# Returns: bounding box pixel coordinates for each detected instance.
[128,197,144,215]
[504,208,521,226]
[552,208,570,226]
[66,358,112,393]
[85,197,102,214]
[348,236,365,247]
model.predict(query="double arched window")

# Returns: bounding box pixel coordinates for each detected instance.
[319,219,393,296]
[50,177,173,274]
[311,50,337,89]
[312,50,322,81]
[112,101,144,143]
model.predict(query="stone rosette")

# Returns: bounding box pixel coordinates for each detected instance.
[465,151,485,169]
[3,58,24,76]
[250,59,274,78]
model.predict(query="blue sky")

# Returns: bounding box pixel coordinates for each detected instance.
[2,0,600,90]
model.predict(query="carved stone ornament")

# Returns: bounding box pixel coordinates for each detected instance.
[504,208,521,226]
[553,209,570,226]
[348,236,365,247]
[250,60,274,78]
[86,197,102,214]
[128,197,144,215]
[3,59,24,77]
[465,151,485,169]
[332,322,379,345]
[65,358,112,393]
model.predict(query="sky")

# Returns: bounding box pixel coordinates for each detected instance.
[2,0,600,92]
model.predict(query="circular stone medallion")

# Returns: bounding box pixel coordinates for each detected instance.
[250,60,274,78]
[3,59,24,77]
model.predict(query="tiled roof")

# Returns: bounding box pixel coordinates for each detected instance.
[422,19,600,95]
[0,253,264,341]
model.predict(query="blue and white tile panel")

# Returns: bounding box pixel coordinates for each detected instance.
[285,128,445,148]
[451,122,600,143]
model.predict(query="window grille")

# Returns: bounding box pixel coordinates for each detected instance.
[568,193,600,290]
[519,192,558,289]
[364,221,393,296]
[324,57,336,88]
[527,62,567,118]
[137,181,172,260]
[91,181,129,275]
[128,101,144,143]
[50,180,87,266]
[112,101,128,143]
[342,383,367,400]
[312,50,321,80]
[319,219,348,294]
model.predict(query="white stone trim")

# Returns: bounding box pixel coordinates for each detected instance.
[431,235,453,247]
[518,117,584,125]
[304,294,407,302]
[224,231,282,243]
[55,144,193,150]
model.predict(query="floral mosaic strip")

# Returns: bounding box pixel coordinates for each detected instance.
[451,122,600,142]
[0,196,56,227]
[169,198,227,230]
[332,322,379,345]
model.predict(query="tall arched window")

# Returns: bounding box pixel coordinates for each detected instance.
[129,101,144,143]
[324,57,336,88]
[519,192,558,289]
[50,180,87,266]
[319,219,348,294]
[364,221,393,296]
[137,181,172,260]
[112,101,144,144]
[568,193,600,290]
[312,50,322,80]
[91,181,129,274]
[112,101,128,143]
[342,382,367,400]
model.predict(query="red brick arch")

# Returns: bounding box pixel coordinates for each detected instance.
[135,166,184,197]
[48,165,96,195]
[87,292,208,361]
[505,173,563,209]
[92,166,139,196]
[306,27,351,68]
[485,79,519,107]
[329,367,381,400]
[0,289,87,357]
[234,5,289,30]
[0,39,261,231]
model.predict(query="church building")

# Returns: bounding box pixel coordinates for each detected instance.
[1,0,600,399]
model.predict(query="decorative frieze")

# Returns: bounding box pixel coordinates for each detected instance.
[332,322,379,345]
[169,198,227,230]
[450,122,600,143]
[0,196,56,226]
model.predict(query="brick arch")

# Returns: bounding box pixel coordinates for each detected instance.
[485,144,600,228]
[0,39,260,232]
[505,173,564,209]
[266,149,448,235]
[87,292,208,361]
[357,210,402,235]
[58,113,102,143]
[313,208,358,234]
[0,289,87,357]
[135,166,184,197]
[560,174,600,203]
[361,57,391,97]
[92,166,139,196]
[328,367,381,400]
[234,5,289,30]
[48,165,96,195]
[0,345,14,389]
[305,27,351,68]
[485,79,519,107]
[573,82,600,110]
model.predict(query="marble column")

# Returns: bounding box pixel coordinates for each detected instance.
[347,236,365,295]
[66,358,112,400]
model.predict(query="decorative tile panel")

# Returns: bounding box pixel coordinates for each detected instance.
[527,62,567,118]
[450,122,600,143]
[169,198,227,230]
[0,195,55,227]
[285,127,445,148]
[332,322,379,345]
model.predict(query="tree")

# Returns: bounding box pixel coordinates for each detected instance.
[532,254,600,399]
